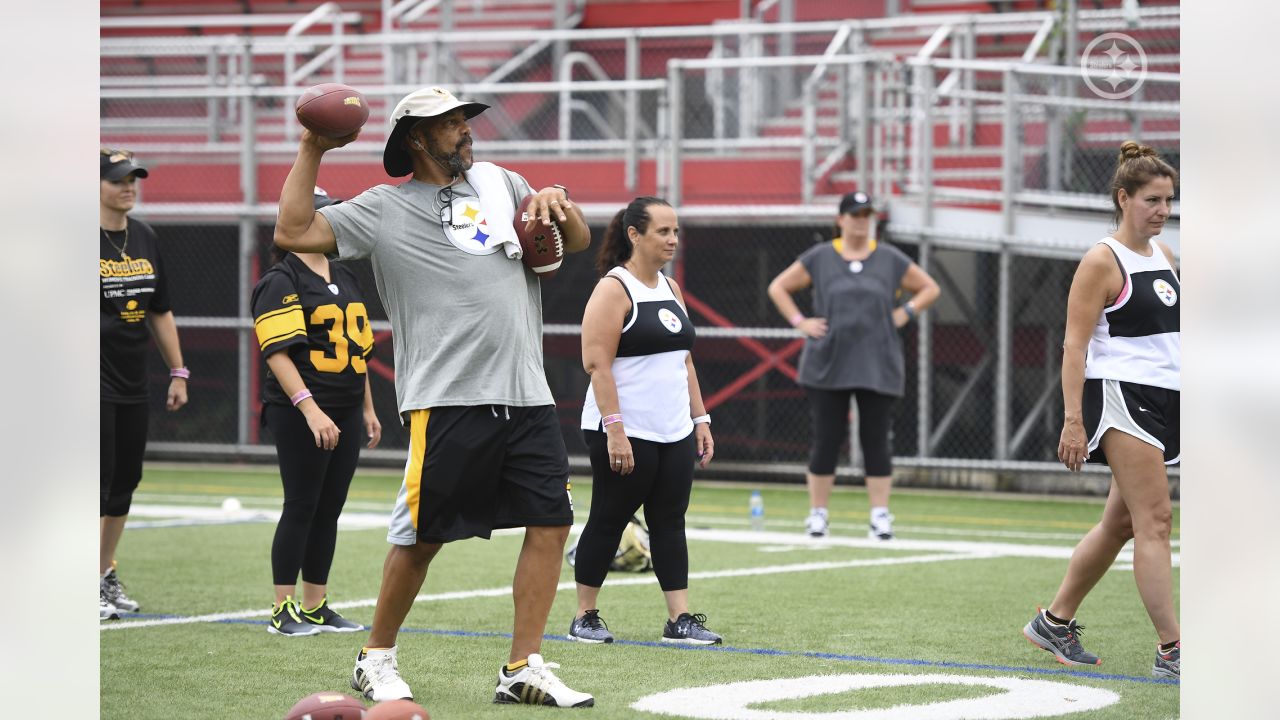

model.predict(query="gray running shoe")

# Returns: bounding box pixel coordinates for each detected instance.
[101,568,140,613]
[1022,609,1100,666]
[661,612,723,645]
[1153,642,1180,679]
[567,609,614,644]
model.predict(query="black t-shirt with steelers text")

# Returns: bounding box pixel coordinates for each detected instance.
[251,254,374,409]
[100,217,171,402]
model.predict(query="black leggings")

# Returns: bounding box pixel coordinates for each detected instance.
[264,402,364,587]
[576,429,695,592]
[101,401,149,517]
[804,386,897,477]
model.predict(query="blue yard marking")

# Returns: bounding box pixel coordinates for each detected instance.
[174,617,1177,687]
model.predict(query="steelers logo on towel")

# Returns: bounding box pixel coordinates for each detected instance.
[445,196,500,255]
[1152,278,1177,307]
[657,307,683,333]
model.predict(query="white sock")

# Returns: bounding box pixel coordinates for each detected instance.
[871,506,890,520]
[810,507,828,518]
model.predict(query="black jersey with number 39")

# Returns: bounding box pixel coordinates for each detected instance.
[251,255,374,408]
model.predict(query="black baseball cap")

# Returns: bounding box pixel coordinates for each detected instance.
[101,149,149,181]
[839,191,874,215]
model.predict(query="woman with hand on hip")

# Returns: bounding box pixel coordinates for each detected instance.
[768,192,939,540]
[1021,142,1180,679]
[569,196,721,646]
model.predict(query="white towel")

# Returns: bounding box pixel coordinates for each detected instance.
[465,161,524,260]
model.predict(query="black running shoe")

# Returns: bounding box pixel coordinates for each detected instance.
[268,596,320,636]
[299,596,364,633]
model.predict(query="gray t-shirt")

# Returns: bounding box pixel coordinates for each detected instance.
[796,240,913,395]
[319,166,550,415]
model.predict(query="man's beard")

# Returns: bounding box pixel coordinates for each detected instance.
[429,138,473,175]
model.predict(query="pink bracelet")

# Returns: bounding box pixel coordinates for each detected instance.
[169,367,191,379]
[602,413,623,427]
[290,389,313,407]
[787,312,805,327]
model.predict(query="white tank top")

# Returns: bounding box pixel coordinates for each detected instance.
[581,267,695,443]
[1084,237,1180,390]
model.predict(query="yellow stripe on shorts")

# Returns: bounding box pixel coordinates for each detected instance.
[405,409,431,530]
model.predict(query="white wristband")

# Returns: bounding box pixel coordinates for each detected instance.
[692,414,711,425]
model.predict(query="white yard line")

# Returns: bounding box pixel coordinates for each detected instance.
[104,504,1175,632]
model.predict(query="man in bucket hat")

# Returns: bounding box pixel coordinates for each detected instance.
[274,86,594,708]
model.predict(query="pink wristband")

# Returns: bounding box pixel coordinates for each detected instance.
[787,312,805,327]
[290,389,313,407]
[602,413,623,427]
[169,367,190,379]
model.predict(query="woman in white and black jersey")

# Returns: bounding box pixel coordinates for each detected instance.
[1021,142,1181,680]
[568,197,722,646]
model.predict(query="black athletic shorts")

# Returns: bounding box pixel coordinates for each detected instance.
[387,404,574,544]
[1083,378,1180,466]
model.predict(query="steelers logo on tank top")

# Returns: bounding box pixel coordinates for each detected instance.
[657,307,683,333]
[1152,278,1177,307]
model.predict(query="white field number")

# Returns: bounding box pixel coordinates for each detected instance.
[631,673,1120,720]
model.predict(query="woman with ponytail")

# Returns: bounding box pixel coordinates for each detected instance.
[568,197,722,646]
[1021,141,1181,679]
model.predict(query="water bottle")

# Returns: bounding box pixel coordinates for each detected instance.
[749,490,765,532]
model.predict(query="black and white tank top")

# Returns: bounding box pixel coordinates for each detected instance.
[581,267,696,442]
[1084,237,1180,390]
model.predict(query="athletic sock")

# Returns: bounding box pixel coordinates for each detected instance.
[1044,609,1070,626]
[870,506,889,519]
[810,507,828,518]
[1159,639,1179,653]
[505,659,528,673]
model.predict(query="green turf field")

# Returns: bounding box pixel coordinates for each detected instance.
[101,465,1179,719]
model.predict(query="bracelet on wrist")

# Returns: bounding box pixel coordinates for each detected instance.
[169,367,191,379]
[692,414,711,425]
[787,312,805,327]
[290,389,313,407]
[602,413,623,428]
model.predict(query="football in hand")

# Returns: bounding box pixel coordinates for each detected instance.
[283,691,365,720]
[295,83,369,138]
[514,194,565,280]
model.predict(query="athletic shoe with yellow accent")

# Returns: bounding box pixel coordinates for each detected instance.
[268,596,320,636]
[493,654,594,708]
[352,646,413,701]
[299,596,364,633]
[101,567,140,613]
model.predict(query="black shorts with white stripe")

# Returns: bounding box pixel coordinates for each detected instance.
[1083,378,1179,466]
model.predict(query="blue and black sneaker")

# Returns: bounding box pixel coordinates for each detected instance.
[1022,608,1100,666]
[568,609,614,644]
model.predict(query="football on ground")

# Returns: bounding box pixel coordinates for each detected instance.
[284,691,366,720]
[295,83,369,138]
[514,194,565,279]
[365,698,431,720]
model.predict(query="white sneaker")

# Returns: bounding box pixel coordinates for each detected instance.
[100,587,119,621]
[493,653,594,708]
[351,646,413,701]
[869,510,894,540]
[805,508,829,537]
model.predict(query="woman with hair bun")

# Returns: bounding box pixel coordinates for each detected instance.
[567,197,722,646]
[1021,141,1181,679]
